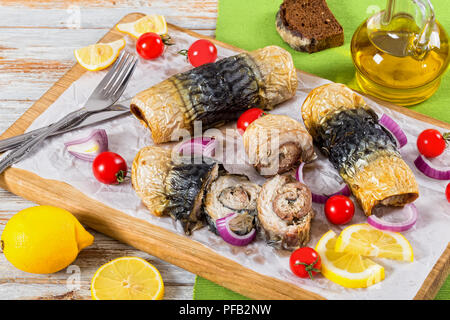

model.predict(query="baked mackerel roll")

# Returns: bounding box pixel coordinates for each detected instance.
[132,146,219,234]
[257,174,314,250]
[243,114,316,176]
[130,46,297,144]
[204,174,261,236]
[301,83,419,215]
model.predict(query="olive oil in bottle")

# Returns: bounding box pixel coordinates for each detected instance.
[351,6,449,106]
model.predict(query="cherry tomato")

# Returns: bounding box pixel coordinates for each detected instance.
[324,195,355,225]
[289,247,321,279]
[417,129,447,158]
[136,32,164,60]
[187,39,217,67]
[237,108,266,135]
[93,152,128,185]
[446,183,450,203]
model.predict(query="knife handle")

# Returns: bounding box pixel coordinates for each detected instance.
[0,108,88,174]
[0,112,89,153]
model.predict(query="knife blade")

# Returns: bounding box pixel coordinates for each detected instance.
[0,99,132,153]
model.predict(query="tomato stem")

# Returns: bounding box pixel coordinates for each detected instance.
[178,49,188,56]
[161,34,174,46]
[443,132,450,146]
[116,170,126,184]
[294,255,321,280]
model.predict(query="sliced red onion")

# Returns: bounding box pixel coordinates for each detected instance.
[414,155,450,180]
[216,213,256,246]
[379,114,408,148]
[64,129,108,162]
[368,204,418,232]
[177,137,216,157]
[296,163,351,204]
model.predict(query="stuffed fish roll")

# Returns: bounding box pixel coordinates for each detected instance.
[301,83,419,215]
[131,146,219,234]
[204,174,260,236]
[243,114,316,176]
[130,46,297,144]
[257,174,314,250]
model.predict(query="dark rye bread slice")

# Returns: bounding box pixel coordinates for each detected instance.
[276,0,344,53]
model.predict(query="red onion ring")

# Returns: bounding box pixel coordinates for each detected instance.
[414,155,450,180]
[296,163,351,204]
[177,137,216,157]
[216,213,256,246]
[368,204,418,232]
[64,129,108,162]
[379,114,408,148]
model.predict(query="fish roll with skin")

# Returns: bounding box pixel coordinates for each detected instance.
[243,114,316,176]
[132,146,219,234]
[130,46,297,144]
[257,174,314,250]
[204,174,260,236]
[301,83,419,215]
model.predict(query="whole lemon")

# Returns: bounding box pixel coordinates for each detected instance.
[1,205,94,274]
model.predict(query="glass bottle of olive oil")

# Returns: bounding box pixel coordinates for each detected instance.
[351,0,449,106]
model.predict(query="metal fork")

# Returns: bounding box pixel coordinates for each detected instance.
[0,103,130,153]
[0,51,138,174]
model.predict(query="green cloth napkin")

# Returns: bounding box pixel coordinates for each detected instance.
[193,0,450,300]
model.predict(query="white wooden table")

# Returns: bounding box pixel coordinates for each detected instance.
[0,0,218,300]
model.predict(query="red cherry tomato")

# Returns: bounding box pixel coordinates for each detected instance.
[187,39,217,67]
[417,129,446,158]
[237,108,266,135]
[446,183,450,203]
[136,32,164,60]
[289,247,321,279]
[93,152,128,185]
[324,195,355,225]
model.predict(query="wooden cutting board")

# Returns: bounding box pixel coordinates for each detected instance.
[0,12,449,300]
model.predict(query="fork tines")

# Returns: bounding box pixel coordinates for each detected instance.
[95,51,138,99]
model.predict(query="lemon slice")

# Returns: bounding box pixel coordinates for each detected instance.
[335,223,414,261]
[315,230,385,288]
[116,15,167,38]
[74,39,126,71]
[91,257,164,300]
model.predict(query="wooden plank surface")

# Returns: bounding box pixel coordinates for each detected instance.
[0,2,448,300]
[414,244,450,300]
[0,0,218,301]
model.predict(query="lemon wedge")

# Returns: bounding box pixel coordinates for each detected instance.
[335,223,414,261]
[74,39,126,71]
[116,15,168,38]
[315,230,385,288]
[91,257,164,300]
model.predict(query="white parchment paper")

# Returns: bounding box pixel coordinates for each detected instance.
[11,29,450,300]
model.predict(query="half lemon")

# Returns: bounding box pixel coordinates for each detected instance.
[315,230,385,288]
[335,223,414,262]
[116,15,168,38]
[74,39,126,71]
[91,257,164,300]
